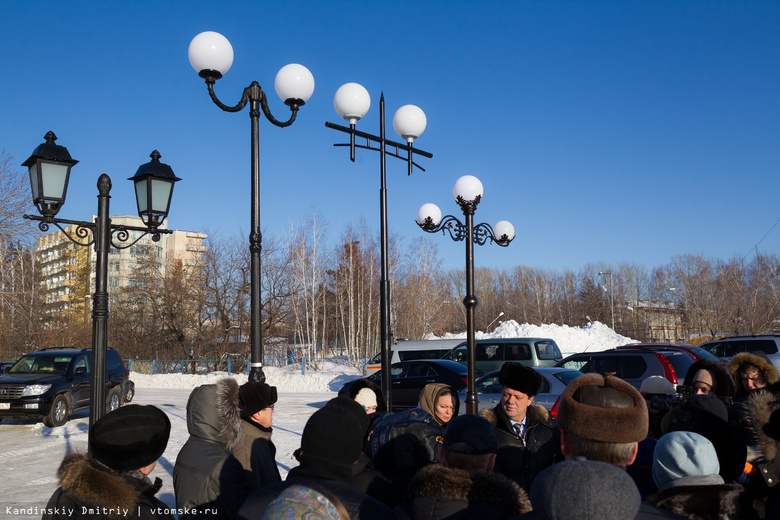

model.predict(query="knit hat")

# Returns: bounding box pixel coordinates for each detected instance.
[89,405,170,472]
[498,362,543,397]
[239,382,278,418]
[692,369,715,391]
[640,375,676,396]
[653,431,720,489]
[354,387,378,410]
[443,413,497,455]
[261,485,342,520]
[530,459,641,520]
[683,359,737,398]
[326,395,370,437]
[556,373,649,443]
[300,406,362,478]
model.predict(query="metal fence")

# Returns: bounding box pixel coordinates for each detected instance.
[125,356,369,376]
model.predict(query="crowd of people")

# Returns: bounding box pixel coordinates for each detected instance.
[38,350,780,519]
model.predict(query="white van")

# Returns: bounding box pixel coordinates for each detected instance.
[364,339,464,375]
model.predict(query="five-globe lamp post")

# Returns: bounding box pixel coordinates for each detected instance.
[417,175,515,414]
[188,31,315,383]
[326,83,433,408]
[22,131,179,429]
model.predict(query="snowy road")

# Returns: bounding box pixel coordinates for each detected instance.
[2,387,334,520]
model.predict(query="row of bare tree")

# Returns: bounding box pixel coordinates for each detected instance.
[1,151,778,363]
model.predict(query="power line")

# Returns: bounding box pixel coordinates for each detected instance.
[743,215,780,261]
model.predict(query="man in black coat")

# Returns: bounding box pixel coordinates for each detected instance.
[479,362,561,491]
[43,405,173,520]
[231,381,282,490]
[237,405,393,520]
[394,413,531,519]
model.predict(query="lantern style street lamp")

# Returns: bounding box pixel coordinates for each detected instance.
[22,131,179,430]
[188,31,314,383]
[417,175,514,414]
[326,83,433,408]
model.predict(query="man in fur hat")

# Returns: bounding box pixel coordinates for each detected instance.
[479,362,561,490]
[556,372,685,519]
[43,405,173,520]
[232,381,282,490]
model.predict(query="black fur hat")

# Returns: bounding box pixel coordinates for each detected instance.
[498,362,543,397]
[239,382,278,418]
[89,404,170,472]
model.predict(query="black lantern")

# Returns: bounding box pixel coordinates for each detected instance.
[129,150,181,229]
[22,131,79,218]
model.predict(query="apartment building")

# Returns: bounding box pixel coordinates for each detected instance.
[36,215,207,324]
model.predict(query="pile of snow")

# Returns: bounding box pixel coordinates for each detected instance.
[132,360,362,391]
[440,319,637,356]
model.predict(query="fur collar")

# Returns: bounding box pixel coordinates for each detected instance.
[405,465,531,515]
[216,377,242,451]
[728,352,780,386]
[56,452,141,516]
[480,402,550,428]
[747,390,780,460]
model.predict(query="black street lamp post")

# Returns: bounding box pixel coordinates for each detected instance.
[188,31,314,383]
[325,83,432,408]
[22,131,180,430]
[416,175,514,414]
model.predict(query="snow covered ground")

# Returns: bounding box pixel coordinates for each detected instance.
[1,320,633,519]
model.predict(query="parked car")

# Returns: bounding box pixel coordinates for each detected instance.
[698,335,780,371]
[340,359,471,410]
[554,347,696,390]
[0,347,129,427]
[363,339,464,376]
[441,338,563,373]
[616,343,725,364]
[457,366,582,414]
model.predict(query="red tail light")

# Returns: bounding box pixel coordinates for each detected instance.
[655,353,678,385]
[550,395,561,419]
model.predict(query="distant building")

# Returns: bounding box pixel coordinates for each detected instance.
[35,215,206,326]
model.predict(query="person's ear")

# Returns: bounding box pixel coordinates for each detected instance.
[560,430,571,459]
[486,453,496,471]
[627,442,639,465]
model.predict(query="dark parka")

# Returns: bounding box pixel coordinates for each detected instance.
[42,452,173,520]
[480,402,561,491]
[173,378,252,519]
[393,464,532,520]
[370,383,459,482]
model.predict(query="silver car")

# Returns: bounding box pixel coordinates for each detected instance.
[457,366,582,414]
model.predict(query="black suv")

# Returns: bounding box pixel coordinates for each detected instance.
[0,347,130,427]
[554,347,696,391]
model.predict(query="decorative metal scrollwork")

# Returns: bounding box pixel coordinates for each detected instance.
[418,215,511,247]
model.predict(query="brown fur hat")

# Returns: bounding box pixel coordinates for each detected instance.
[556,373,648,443]
[728,352,780,386]
[498,362,543,397]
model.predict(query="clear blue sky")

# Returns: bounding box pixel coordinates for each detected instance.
[3,1,779,272]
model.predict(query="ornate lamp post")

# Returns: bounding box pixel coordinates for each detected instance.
[188,31,314,383]
[417,175,514,414]
[599,270,615,330]
[22,131,179,429]
[325,83,432,408]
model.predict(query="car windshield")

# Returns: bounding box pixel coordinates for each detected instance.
[553,370,582,386]
[9,354,74,374]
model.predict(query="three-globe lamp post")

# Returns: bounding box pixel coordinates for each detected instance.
[22,131,180,429]
[188,31,315,383]
[417,175,515,414]
[325,83,432,408]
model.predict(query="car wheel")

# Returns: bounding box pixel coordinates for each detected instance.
[107,387,121,413]
[125,385,134,403]
[43,394,70,427]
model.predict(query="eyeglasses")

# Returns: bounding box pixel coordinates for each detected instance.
[265,404,275,410]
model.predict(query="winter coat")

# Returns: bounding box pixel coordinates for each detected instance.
[42,452,173,520]
[481,402,561,491]
[237,473,394,520]
[741,389,780,518]
[728,352,780,403]
[393,464,532,520]
[369,384,459,482]
[232,418,281,490]
[351,451,408,508]
[646,476,743,520]
[173,378,253,519]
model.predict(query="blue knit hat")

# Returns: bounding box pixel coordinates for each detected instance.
[653,431,720,488]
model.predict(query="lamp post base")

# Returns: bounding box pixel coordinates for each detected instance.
[249,365,265,383]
